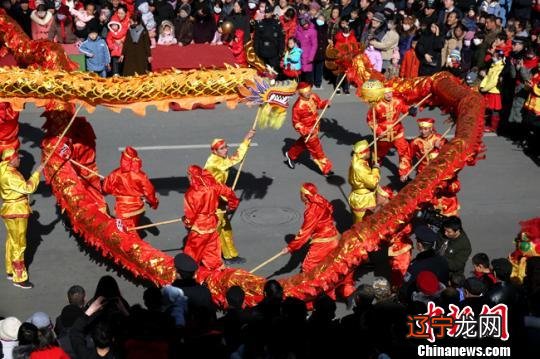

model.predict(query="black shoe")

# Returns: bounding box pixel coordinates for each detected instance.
[6,273,13,281]
[231,256,246,264]
[324,171,335,177]
[285,152,295,169]
[13,280,34,289]
[343,89,350,95]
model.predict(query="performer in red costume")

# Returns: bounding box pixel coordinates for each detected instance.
[182,165,239,275]
[285,82,333,175]
[432,174,461,217]
[41,101,107,213]
[375,185,413,287]
[283,183,355,297]
[367,87,416,181]
[0,102,20,156]
[409,118,447,175]
[102,146,159,229]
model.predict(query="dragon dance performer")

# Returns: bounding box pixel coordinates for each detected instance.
[0,103,20,156]
[102,146,159,230]
[366,87,416,181]
[182,165,239,276]
[0,149,42,289]
[375,186,413,287]
[409,118,446,175]
[41,101,107,213]
[284,82,333,176]
[282,183,355,298]
[432,174,461,217]
[204,129,255,265]
[348,140,380,223]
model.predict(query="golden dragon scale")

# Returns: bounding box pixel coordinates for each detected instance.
[0,10,485,305]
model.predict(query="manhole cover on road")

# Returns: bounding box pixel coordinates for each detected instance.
[241,207,300,226]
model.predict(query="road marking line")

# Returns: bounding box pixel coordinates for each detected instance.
[118,143,258,151]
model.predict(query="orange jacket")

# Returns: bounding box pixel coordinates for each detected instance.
[0,103,20,152]
[288,195,339,252]
[292,94,329,136]
[410,132,446,173]
[367,97,409,141]
[399,48,420,78]
[183,173,239,234]
[103,167,157,219]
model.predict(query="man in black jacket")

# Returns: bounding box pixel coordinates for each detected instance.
[254,6,284,73]
[437,216,472,279]
[400,225,449,301]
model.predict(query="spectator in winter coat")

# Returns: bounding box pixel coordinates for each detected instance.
[11,0,32,37]
[365,45,383,72]
[174,4,194,46]
[480,49,505,133]
[30,4,54,40]
[109,4,130,39]
[400,36,420,78]
[48,2,77,43]
[193,6,216,44]
[154,0,176,28]
[157,20,177,45]
[121,12,152,76]
[138,1,157,48]
[369,18,399,71]
[479,0,506,26]
[333,18,357,94]
[226,1,250,43]
[225,28,247,66]
[313,14,328,88]
[106,21,125,75]
[295,15,318,84]
[69,1,95,39]
[282,37,303,79]
[280,7,297,46]
[79,23,111,77]
[441,24,465,67]
[415,22,444,76]
[360,11,387,46]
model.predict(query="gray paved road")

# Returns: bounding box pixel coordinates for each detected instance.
[1,88,539,320]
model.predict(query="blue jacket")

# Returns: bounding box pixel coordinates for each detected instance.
[79,36,111,72]
[283,46,302,71]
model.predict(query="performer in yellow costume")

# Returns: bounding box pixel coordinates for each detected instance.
[0,149,41,289]
[348,140,380,223]
[204,129,255,264]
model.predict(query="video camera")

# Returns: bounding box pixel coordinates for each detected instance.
[414,206,446,232]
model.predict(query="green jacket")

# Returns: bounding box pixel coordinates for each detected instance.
[437,231,472,277]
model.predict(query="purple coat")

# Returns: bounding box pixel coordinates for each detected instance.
[295,23,318,72]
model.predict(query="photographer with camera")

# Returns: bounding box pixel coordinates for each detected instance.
[437,216,472,279]
[400,225,449,302]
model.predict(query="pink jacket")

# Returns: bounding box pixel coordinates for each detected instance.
[295,23,318,72]
[365,46,383,72]
[30,10,54,40]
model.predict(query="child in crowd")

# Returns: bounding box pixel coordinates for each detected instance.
[282,37,303,79]
[138,1,157,48]
[79,23,111,78]
[158,20,177,45]
[480,49,505,133]
[365,44,382,72]
[211,22,224,45]
[400,35,419,78]
[471,253,498,289]
[106,20,124,75]
[385,47,400,79]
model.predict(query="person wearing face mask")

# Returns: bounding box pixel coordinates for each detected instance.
[79,22,111,77]
[313,14,328,89]
[30,3,54,40]
[48,0,78,44]
[295,15,317,84]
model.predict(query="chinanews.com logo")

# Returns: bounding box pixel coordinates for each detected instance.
[407,302,511,357]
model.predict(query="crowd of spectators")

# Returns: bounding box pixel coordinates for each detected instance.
[1,217,540,358]
[1,0,539,152]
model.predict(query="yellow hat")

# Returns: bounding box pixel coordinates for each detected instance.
[1,149,17,162]
[353,140,370,154]
[417,118,435,128]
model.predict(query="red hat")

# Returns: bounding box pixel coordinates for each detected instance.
[211,138,226,152]
[42,101,75,115]
[417,118,435,128]
[120,146,141,172]
[300,182,318,197]
[416,271,440,296]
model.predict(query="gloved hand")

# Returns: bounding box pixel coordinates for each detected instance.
[408,106,418,116]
